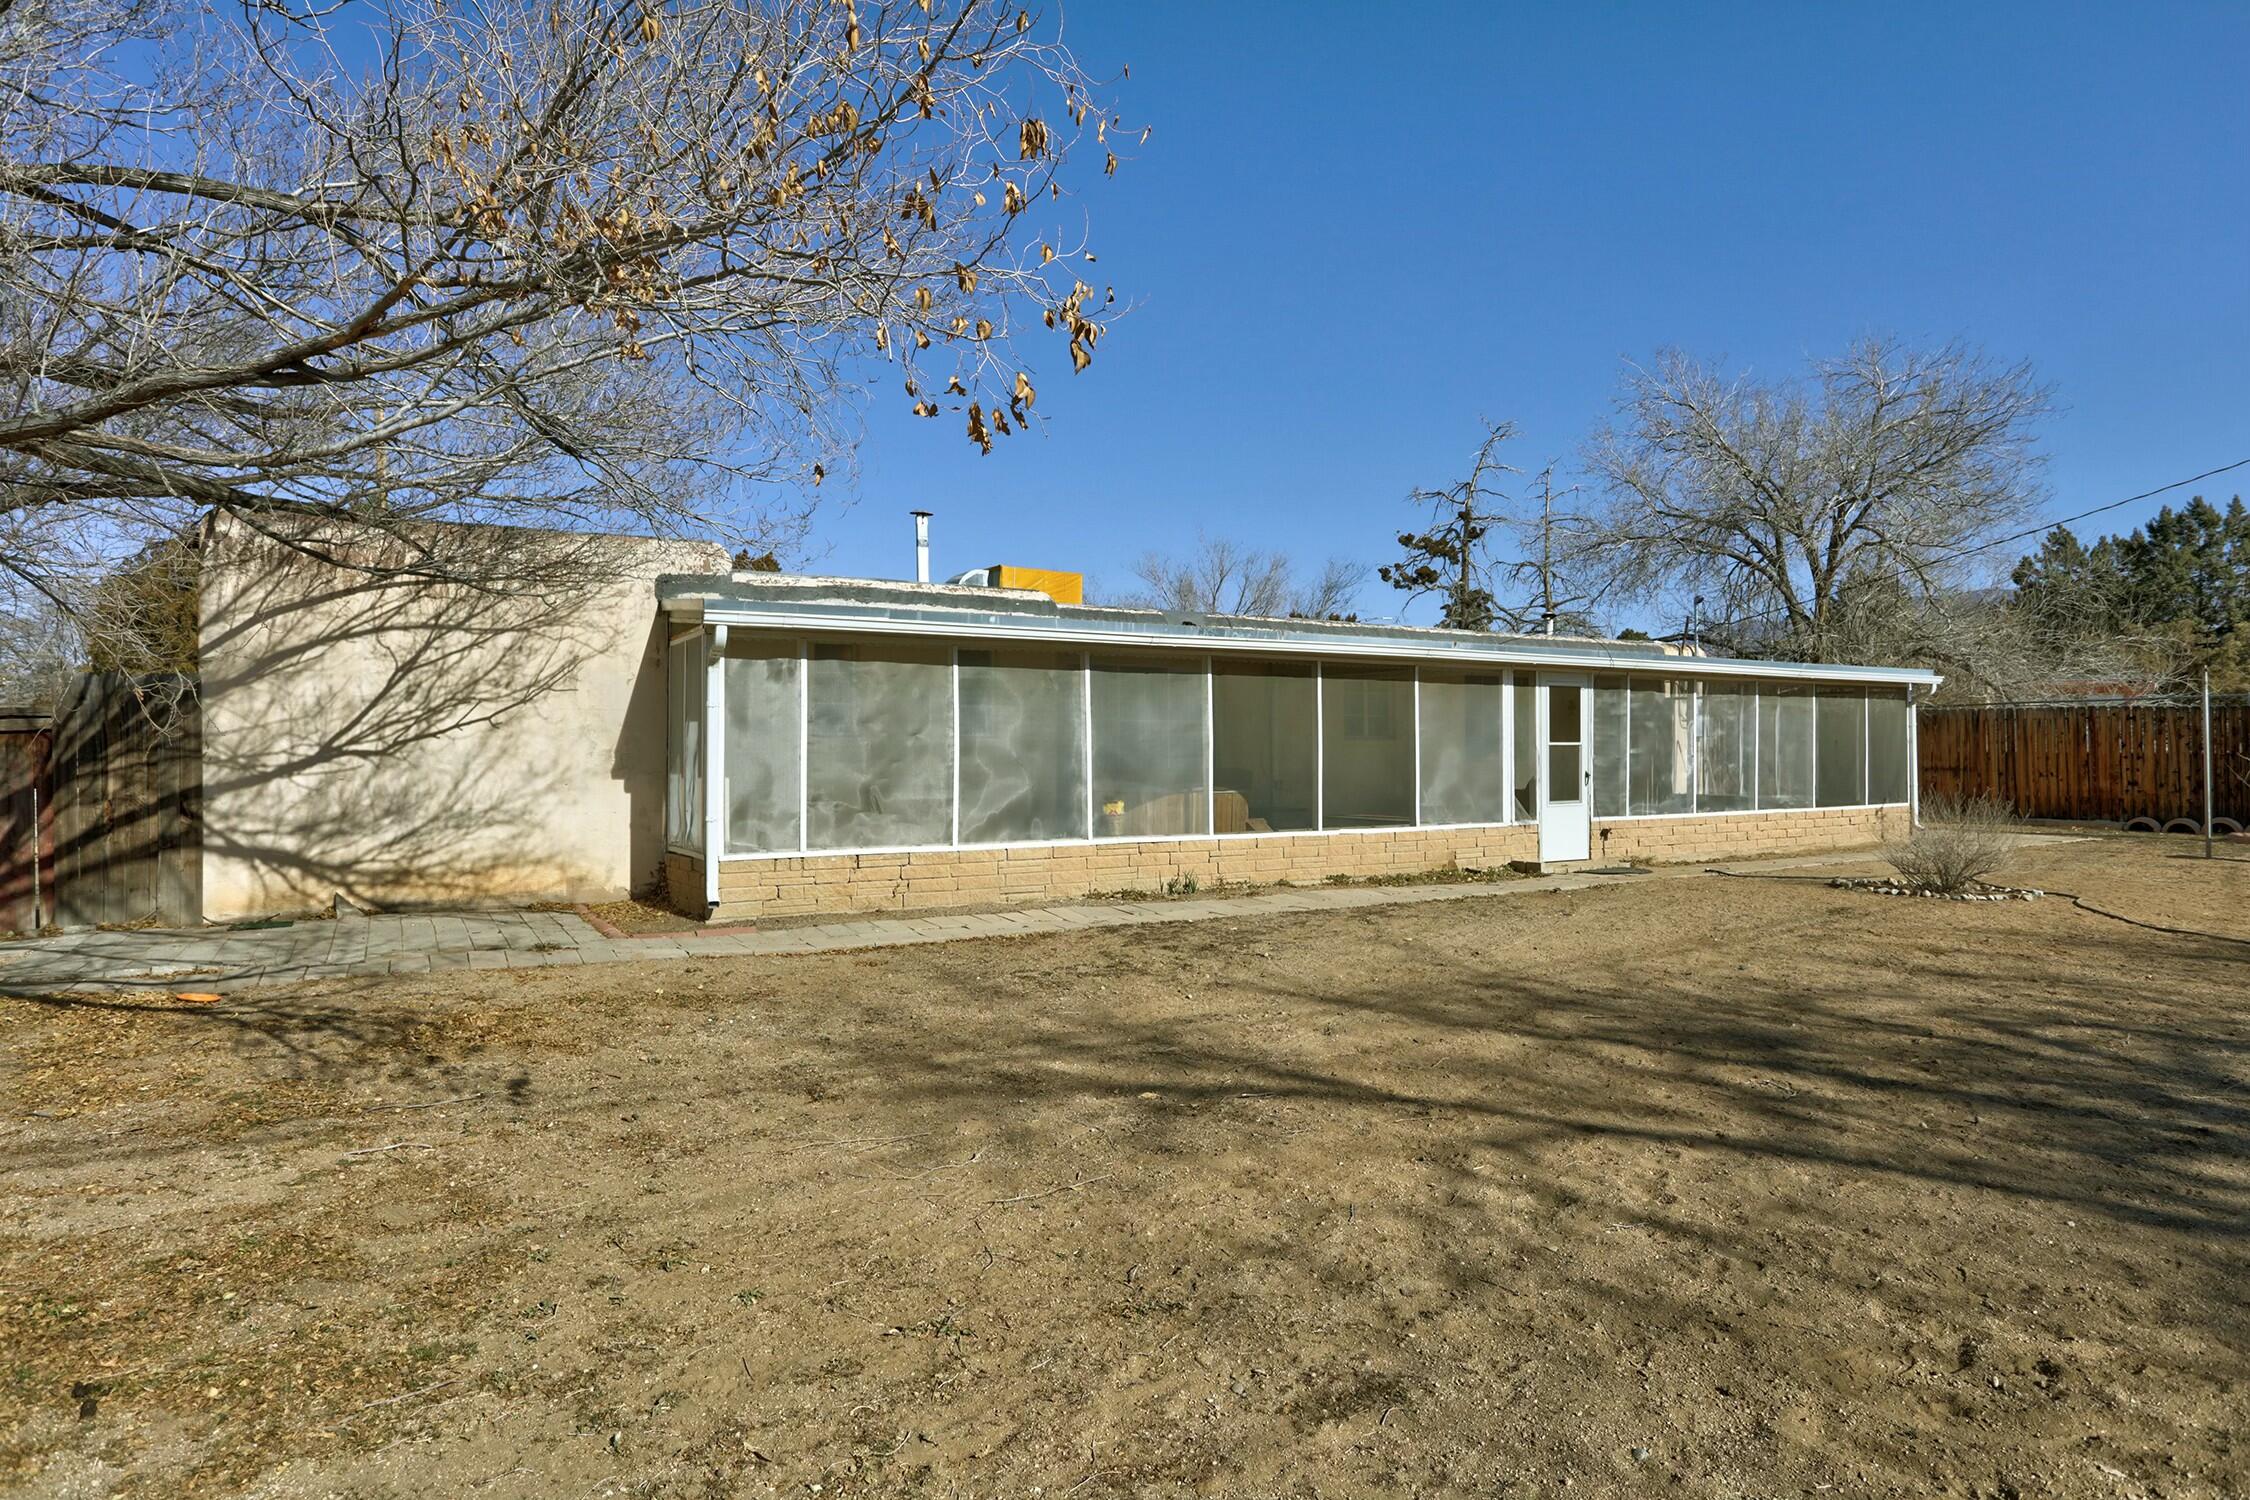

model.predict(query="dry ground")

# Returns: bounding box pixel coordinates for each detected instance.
[2,838,2245,1499]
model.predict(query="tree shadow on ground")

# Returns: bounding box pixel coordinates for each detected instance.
[6,977,429,1087]
[7,867,2245,1495]
[732,899,2250,1327]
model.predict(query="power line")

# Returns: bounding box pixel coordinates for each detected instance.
[1954,456,2250,567]
[1704,455,2250,640]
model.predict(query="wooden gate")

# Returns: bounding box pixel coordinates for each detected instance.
[36,675,203,929]
[1918,700,2250,827]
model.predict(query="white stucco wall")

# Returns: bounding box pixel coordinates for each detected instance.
[197,515,727,920]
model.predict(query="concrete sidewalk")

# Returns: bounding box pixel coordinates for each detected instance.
[0,842,2044,995]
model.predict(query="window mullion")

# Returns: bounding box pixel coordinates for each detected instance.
[1080,653,1094,840]
[1410,667,1422,828]
[1204,656,1216,837]
[797,640,809,853]
[949,646,961,848]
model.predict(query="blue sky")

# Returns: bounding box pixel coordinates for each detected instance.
[810,1,2250,628]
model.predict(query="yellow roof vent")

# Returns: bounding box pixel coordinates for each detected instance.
[985,565,1083,605]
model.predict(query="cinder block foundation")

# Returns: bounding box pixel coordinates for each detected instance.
[664,805,1908,921]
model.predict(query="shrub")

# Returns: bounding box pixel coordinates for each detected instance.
[1885,793,2019,895]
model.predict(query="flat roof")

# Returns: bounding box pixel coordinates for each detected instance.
[658,574,1943,689]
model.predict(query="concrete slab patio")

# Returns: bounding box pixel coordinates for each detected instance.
[0,838,2082,995]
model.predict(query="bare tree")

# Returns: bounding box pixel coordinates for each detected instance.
[1117,533,1366,620]
[0,596,74,705]
[1569,339,2052,662]
[1504,464,1606,635]
[1291,556,1368,620]
[1775,574,2059,702]
[1377,423,1601,634]
[2,0,1130,651]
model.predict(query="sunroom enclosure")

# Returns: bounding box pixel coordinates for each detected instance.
[665,633,1918,882]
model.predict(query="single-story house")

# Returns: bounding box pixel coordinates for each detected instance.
[654,573,1935,921]
[183,516,1937,922]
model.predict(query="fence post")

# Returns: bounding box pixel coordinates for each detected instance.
[2205,669,2215,860]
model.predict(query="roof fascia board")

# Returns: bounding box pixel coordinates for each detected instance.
[679,600,1942,688]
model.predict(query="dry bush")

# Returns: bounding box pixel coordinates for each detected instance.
[1886,793,2020,894]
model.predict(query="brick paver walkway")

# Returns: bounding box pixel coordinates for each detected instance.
[0,840,2074,995]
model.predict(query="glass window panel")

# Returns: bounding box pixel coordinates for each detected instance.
[1548,680,1582,742]
[1816,688,1869,807]
[1695,681,1754,813]
[1322,666,1415,828]
[1591,675,1628,817]
[1548,742,1583,802]
[1757,684,1815,809]
[1868,691,1912,804]
[1417,670,1505,826]
[1628,678,1696,814]
[805,641,953,849]
[1212,660,1318,833]
[723,640,801,853]
[1091,655,1207,837]
[666,635,704,852]
[1511,676,1537,821]
[958,648,1086,844]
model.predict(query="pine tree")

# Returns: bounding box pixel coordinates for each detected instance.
[2008,496,2250,690]
[1379,425,1515,631]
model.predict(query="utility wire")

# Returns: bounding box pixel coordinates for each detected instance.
[1701,456,2250,642]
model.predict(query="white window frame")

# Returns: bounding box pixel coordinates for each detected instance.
[695,637,1917,861]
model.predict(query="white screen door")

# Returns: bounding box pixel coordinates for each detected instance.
[1538,673,1592,862]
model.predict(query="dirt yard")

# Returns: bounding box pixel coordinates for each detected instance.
[3,838,2245,1498]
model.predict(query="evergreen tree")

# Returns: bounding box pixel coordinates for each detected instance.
[2008,496,2250,690]
[2116,498,2250,644]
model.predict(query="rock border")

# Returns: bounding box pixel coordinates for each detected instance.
[1828,877,2045,903]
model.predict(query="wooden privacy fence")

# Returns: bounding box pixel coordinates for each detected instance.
[0,674,201,934]
[0,710,52,934]
[1918,700,2250,829]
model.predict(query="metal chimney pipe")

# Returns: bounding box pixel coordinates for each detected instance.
[911,509,932,583]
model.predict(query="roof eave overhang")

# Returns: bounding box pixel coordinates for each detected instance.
[662,596,1943,689]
